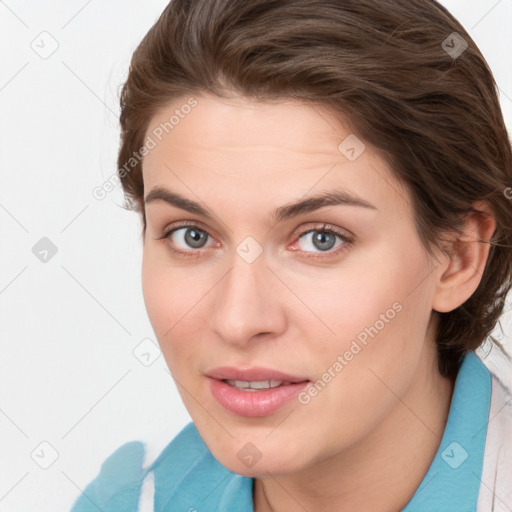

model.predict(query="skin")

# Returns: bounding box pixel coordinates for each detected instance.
[140,92,495,512]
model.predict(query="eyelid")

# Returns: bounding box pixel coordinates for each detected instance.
[289,222,354,244]
[155,220,218,242]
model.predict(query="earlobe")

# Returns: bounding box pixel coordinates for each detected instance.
[432,201,496,313]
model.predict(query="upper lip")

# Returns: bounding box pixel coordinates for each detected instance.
[206,366,309,383]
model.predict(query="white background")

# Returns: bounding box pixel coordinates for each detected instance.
[0,1,511,510]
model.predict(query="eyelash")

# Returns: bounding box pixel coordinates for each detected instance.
[154,221,354,260]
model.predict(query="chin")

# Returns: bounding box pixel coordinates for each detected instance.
[223,455,303,478]
[207,434,309,478]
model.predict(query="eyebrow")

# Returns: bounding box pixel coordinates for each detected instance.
[144,186,377,224]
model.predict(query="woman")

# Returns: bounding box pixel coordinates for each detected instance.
[71,0,512,510]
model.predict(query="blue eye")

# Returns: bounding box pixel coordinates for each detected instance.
[297,228,347,253]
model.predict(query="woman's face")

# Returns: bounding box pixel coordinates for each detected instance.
[141,93,442,476]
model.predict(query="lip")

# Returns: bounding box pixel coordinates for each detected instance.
[206,366,308,383]
[206,366,310,417]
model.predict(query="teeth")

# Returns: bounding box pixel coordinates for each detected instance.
[225,379,285,390]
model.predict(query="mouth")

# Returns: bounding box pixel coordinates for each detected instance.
[223,379,298,391]
[206,366,310,417]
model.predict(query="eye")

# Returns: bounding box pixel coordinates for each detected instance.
[292,224,352,256]
[155,223,217,254]
[172,226,210,249]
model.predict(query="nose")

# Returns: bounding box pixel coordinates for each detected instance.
[208,253,287,348]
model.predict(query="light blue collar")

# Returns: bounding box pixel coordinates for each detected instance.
[403,351,491,511]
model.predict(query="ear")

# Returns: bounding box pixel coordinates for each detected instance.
[140,210,146,245]
[432,201,496,313]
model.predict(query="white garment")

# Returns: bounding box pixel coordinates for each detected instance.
[476,372,512,511]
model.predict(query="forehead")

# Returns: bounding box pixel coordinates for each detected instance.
[145,94,345,160]
[142,93,410,216]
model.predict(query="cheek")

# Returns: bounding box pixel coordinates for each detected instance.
[283,247,428,356]
[141,247,206,370]
[307,247,434,414]
[291,241,434,400]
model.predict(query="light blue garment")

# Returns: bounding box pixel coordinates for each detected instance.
[70,351,491,512]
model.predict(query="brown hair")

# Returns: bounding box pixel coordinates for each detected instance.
[117,0,512,379]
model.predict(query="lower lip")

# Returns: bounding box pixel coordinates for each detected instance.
[208,378,309,417]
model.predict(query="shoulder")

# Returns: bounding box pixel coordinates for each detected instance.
[69,423,252,512]
[69,440,147,512]
[148,422,252,510]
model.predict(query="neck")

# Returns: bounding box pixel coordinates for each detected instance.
[253,341,456,512]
